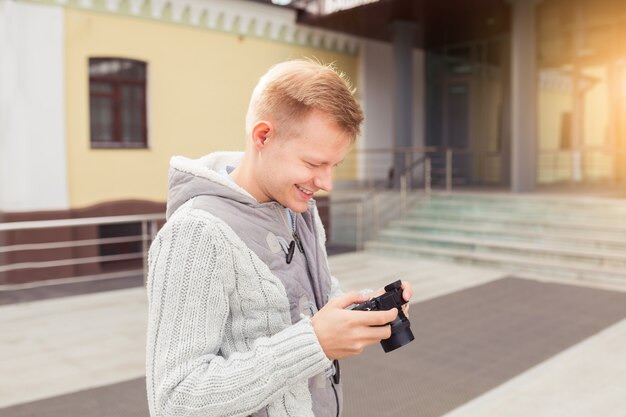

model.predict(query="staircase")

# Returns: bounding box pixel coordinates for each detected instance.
[365,193,626,286]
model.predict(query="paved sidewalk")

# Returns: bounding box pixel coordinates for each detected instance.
[2,253,626,416]
[0,274,144,306]
[0,287,147,407]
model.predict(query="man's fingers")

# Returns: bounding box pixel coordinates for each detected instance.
[401,280,413,302]
[359,324,392,341]
[382,308,398,323]
[351,308,398,326]
[329,291,369,309]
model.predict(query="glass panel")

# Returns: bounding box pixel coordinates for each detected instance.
[90,82,112,94]
[90,96,113,142]
[425,51,445,148]
[89,58,146,81]
[483,39,504,155]
[447,83,470,149]
[446,46,473,75]
[426,37,506,185]
[90,59,121,78]
[120,61,146,80]
[539,30,573,68]
[121,85,144,144]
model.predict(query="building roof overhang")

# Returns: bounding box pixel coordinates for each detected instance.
[250,0,511,49]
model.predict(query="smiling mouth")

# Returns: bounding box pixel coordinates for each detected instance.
[296,184,314,196]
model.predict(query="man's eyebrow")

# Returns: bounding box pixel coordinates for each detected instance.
[322,158,345,166]
[307,156,346,166]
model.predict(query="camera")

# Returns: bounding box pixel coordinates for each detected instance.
[352,280,414,353]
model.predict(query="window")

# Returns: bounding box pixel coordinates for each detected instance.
[89,58,148,148]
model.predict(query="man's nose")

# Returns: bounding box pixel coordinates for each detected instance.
[314,168,333,193]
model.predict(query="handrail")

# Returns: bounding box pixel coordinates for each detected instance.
[0,213,164,231]
[405,154,428,173]
[537,148,625,184]
[0,253,143,273]
[338,147,455,193]
[0,235,146,254]
[318,188,423,250]
[0,213,165,286]
[0,188,433,288]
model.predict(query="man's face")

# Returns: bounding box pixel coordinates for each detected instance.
[254,111,352,213]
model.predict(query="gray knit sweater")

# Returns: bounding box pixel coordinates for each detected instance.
[146,152,341,417]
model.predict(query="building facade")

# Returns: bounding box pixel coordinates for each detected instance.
[0,0,360,215]
[298,0,626,191]
[5,0,622,217]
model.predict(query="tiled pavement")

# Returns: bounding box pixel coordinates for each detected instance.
[341,277,626,417]
[2,253,626,416]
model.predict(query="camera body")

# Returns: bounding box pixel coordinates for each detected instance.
[352,280,414,353]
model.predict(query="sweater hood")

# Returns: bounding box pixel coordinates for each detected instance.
[166,152,256,220]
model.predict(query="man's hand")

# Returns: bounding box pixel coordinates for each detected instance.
[311,292,398,360]
[369,280,413,318]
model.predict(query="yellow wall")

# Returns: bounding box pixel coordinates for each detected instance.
[65,9,359,207]
[538,84,572,183]
[537,67,614,183]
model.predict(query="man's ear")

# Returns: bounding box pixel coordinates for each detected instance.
[251,121,273,150]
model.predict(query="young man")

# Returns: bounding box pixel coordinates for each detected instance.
[146,60,412,417]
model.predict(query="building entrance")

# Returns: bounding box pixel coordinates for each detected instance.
[426,38,508,187]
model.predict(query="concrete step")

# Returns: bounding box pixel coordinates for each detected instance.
[364,241,626,286]
[403,210,626,236]
[375,230,626,268]
[367,193,626,285]
[390,219,626,251]
[415,199,626,223]
[427,193,626,211]
[414,199,626,220]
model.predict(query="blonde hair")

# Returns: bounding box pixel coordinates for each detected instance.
[245,59,363,142]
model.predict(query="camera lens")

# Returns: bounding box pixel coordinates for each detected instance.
[381,314,415,353]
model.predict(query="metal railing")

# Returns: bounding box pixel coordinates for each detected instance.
[341,145,626,191]
[0,184,431,288]
[334,147,432,189]
[0,148,454,288]
[0,214,164,288]
[0,196,409,289]
[538,148,626,184]
[334,147,467,193]
[319,188,423,251]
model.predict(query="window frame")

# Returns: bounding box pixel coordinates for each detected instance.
[88,58,149,149]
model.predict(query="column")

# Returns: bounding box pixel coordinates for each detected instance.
[392,21,416,188]
[0,0,68,211]
[510,0,539,192]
